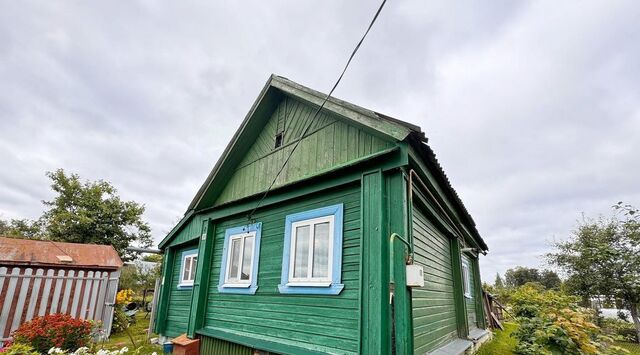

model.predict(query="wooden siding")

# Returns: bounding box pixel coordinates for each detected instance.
[203,184,361,354]
[164,244,198,338]
[200,336,252,355]
[167,215,205,248]
[215,97,393,206]
[411,206,458,354]
[462,254,477,329]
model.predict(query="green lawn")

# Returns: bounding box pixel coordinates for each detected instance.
[97,311,162,354]
[476,323,518,355]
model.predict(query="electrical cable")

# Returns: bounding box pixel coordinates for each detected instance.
[247,0,388,220]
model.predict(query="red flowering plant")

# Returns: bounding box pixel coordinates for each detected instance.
[11,314,93,353]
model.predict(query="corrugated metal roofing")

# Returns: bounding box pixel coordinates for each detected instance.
[0,237,123,270]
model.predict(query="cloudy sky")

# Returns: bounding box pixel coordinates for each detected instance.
[1,1,638,281]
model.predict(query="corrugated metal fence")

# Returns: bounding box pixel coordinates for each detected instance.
[200,336,253,355]
[0,266,120,341]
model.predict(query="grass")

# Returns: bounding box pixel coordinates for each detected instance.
[97,311,162,354]
[616,341,640,354]
[476,322,518,355]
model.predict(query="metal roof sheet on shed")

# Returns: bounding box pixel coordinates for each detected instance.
[0,237,123,270]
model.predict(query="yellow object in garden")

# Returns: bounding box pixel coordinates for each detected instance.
[116,289,134,304]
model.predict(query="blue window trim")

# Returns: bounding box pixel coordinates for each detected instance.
[278,203,344,295]
[177,248,198,290]
[218,222,262,295]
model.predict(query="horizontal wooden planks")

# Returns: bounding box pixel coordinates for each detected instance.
[164,244,198,337]
[203,184,361,354]
[167,215,204,248]
[412,206,459,354]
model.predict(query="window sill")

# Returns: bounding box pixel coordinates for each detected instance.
[218,284,258,295]
[177,283,194,289]
[221,283,251,288]
[278,283,344,295]
[464,294,472,299]
[286,281,332,287]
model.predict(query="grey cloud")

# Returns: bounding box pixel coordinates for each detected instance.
[1,1,638,280]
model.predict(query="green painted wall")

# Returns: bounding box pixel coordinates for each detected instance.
[462,254,477,329]
[200,336,252,355]
[167,215,205,248]
[215,97,394,206]
[411,205,458,354]
[164,244,198,338]
[202,184,361,354]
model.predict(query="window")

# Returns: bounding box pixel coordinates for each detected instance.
[462,263,471,298]
[178,249,198,289]
[279,204,344,295]
[218,223,262,294]
[274,132,284,148]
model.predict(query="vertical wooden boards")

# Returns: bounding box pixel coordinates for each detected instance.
[462,254,477,329]
[471,257,487,329]
[361,170,390,354]
[411,206,459,354]
[155,247,175,335]
[0,267,119,340]
[450,239,469,338]
[214,97,394,206]
[188,219,215,338]
[201,184,361,354]
[200,336,253,355]
[387,171,412,355]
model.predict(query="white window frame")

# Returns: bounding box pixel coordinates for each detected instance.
[222,231,257,288]
[287,215,335,286]
[462,263,471,298]
[178,252,198,287]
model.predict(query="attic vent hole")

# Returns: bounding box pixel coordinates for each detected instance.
[274,132,284,148]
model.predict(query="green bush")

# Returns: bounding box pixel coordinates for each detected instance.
[602,318,639,343]
[2,343,39,355]
[509,284,629,355]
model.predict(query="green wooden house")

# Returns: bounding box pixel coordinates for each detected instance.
[155,75,490,355]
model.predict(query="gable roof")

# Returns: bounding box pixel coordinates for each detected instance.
[187,74,414,212]
[161,74,487,252]
[0,237,123,270]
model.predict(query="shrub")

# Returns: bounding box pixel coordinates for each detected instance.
[11,314,93,353]
[1,343,39,355]
[116,289,134,305]
[48,346,157,354]
[509,284,629,355]
[601,318,639,343]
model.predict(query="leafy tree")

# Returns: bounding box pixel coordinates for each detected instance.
[0,217,45,239]
[505,266,541,288]
[540,270,562,290]
[42,169,152,261]
[548,202,640,343]
[494,272,505,289]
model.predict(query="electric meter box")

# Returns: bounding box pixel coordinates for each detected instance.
[406,264,424,287]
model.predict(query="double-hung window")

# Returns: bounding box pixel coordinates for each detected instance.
[279,204,344,295]
[178,249,198,289]
[218,223,262,294]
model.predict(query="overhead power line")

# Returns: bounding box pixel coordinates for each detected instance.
[247,0,388,220]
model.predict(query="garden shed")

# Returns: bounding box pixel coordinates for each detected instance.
[155,75,490,355]
[0,237,123,342]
